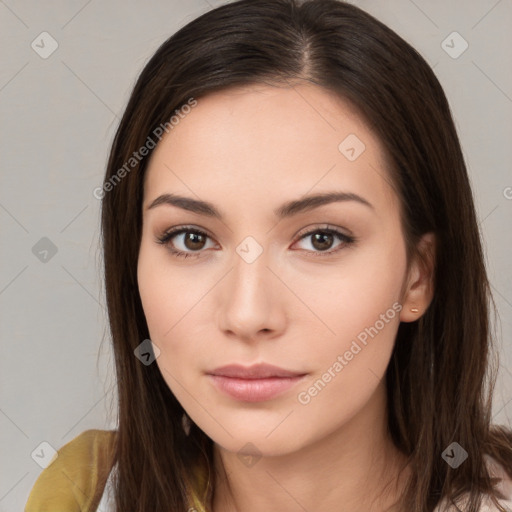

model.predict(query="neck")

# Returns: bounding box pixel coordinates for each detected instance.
[211,381,411,512]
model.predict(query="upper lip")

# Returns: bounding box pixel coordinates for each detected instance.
[208,363,306,379]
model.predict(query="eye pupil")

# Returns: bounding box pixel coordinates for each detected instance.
[312,232,333,251]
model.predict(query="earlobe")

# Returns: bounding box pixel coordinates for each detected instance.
[400,233,436,323]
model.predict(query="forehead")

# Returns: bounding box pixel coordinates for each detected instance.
[143,83,398,215]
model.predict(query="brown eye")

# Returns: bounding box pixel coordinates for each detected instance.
[183,231,207,251]
[310,232,335,251]
[156,226,215,259]
[293,227,356,257]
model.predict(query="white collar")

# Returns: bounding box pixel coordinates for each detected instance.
[96,462,116,511]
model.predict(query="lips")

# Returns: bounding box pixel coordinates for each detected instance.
[208,363,306,379]
[206,363,308,402]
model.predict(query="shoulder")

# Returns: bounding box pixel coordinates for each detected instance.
[434,455,512,512]
[25,429,117,512]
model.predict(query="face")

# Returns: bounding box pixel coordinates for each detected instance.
[137,83,424,457]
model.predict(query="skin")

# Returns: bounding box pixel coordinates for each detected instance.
[137,83,435,512]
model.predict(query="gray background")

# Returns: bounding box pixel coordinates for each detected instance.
[1,0,511,509]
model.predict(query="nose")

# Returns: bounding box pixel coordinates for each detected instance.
[216,245,287,343]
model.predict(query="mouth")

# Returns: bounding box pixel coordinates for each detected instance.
[206,363,308,402]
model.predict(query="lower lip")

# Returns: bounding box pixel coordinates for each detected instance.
[207,374,307,402]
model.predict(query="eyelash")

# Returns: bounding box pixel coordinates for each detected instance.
[155,224,357,259]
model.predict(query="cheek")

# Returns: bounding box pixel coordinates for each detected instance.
[137,262,199,399]
[292,268,404,442]
[138,235,202,330]
[137,244,196,360]
[137,241,225,401]
[295,235,406,395]
[138,249,171,338]
[291,232,406,345]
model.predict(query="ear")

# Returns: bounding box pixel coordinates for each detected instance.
[399,232,436,323]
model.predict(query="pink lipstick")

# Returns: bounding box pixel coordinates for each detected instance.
[207,363,307,402]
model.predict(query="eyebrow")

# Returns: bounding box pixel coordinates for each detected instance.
[146,191,374,219]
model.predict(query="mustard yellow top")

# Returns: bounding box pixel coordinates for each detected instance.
[25,429,117,511]
[24,429,206,512]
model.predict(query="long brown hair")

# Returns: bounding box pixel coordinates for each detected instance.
[100,0,512,510]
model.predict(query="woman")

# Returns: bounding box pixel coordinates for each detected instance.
[25,0,512,511]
